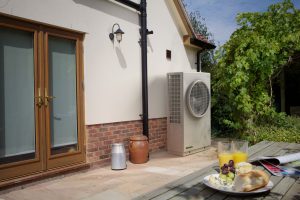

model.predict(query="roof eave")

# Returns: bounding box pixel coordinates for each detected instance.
[183,35,216,50]
[190,37,216,50]
[173,0,216,50]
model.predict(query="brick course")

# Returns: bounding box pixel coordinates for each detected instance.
[85,118,167,166]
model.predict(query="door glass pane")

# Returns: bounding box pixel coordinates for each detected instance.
[0,28,35,164]
[48,36,78,155]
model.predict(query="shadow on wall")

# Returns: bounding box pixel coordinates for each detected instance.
[73,0,139,25]
[185,46,197,71]
[115,46,127,69]
[73,0,142,70]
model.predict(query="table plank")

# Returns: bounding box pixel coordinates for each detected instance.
[135,167,216,200]
[148,141,273,200]
[281,178,300,200]
[134,142,300,200]
[149,169,216,200]
[229,142,300,200]
[206,192,227,200]
[249,142,288,161]
[261,142,300,200]
[244,142,300,200]
[248,141,275,157]
[207,142,287,200]
[169,185,215,200]
[263,176,297,200]
[209,142,300,200]
[167,141,279,200]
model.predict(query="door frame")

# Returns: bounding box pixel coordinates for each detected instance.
[0,13,86,181]
[0,18,44,180]
[43,30,86,170]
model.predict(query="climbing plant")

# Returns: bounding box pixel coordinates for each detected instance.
[212,0,300,135]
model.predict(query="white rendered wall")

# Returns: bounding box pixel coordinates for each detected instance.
[0,0,197,125]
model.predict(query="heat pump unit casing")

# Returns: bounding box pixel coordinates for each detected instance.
[167,72,211,156]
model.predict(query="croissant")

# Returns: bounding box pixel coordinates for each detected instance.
[233,170,269,192]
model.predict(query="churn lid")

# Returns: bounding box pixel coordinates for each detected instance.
[130,135,148,141]
[112,143,124,146]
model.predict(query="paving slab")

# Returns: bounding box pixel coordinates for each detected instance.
[0,147,217,200]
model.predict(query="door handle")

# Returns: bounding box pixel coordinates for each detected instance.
[45,89,56,107]
[34,88,44,107]
[35,96,44,107]
[45,96,56,107]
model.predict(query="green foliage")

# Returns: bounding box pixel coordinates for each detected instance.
[212,0,300,134]
[243,116,300,145]
[244,126,300,145]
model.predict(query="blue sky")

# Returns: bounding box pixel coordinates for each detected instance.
[184,0,300,46]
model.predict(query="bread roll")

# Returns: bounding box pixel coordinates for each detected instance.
[233,170,269,192]
[236,162,253,174]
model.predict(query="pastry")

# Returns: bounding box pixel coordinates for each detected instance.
[236,162,253,174]
[233,170,269,192]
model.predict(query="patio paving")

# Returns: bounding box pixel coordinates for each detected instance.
[0,147,217,200]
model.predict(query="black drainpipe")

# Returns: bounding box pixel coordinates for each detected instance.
[196,50,204,72]
[196,50,201,72]
[140,0,149,138]
[114,0,152,138]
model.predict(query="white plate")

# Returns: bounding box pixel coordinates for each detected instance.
[203,174,273,196]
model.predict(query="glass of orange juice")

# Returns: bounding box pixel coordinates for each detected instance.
[232,140,248,166]
[218,141,233,168]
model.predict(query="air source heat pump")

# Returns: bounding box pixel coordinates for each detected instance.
[167,72,211,156]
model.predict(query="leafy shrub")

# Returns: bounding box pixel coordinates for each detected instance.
[244,125,300,145]
[287,116,300,130]
[212,0,300,133]
[242,116,300,145]
[212,115,300,145]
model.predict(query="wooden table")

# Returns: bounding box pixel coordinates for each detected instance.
[135,141,300,200]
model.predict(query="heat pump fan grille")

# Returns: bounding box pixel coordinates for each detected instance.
[168,74,181,124]
[187,81,209,118]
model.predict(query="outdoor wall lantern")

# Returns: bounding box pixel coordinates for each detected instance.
[109,23,125,43]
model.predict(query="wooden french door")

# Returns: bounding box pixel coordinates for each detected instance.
[0,15,85,181]
[44,31,85,169]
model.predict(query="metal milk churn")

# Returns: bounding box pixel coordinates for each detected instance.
[111,143,127,170]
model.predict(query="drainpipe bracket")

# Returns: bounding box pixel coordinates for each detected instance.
[139,114,143,120]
